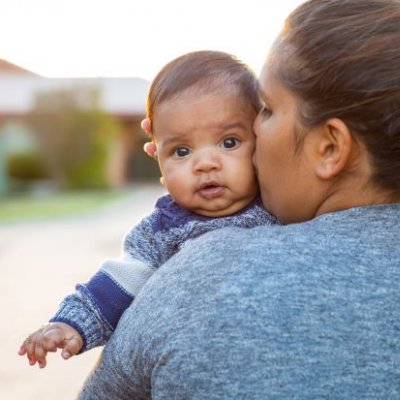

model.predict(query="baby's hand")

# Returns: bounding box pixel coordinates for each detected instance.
[143,142,158,158]
[141,118,158,159]
[18,322,83,368]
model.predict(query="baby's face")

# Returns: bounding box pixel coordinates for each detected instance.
[153,90,259,217]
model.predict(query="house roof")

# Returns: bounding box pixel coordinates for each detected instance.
[0,59,39,76]
[0,74,150,116]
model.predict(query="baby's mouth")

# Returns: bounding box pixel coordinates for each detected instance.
[198,183,225,199]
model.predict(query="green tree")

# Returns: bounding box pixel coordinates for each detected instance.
[28,87,119,189]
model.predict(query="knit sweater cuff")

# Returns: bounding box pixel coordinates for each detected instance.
[50,293,112,353]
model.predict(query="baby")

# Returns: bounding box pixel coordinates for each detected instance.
[19,50,277,368]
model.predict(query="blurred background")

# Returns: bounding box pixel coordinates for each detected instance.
[0,0,303,398]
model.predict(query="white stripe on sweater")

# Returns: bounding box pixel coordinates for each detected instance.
[100,256,155,297]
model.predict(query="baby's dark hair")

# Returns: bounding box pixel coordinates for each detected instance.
[272,0,400,197]
[146,50,261,122]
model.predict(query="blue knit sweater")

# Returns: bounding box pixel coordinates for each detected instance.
[51,194,277,351]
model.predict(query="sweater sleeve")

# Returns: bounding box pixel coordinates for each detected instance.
[50,210,160,353]
[50,288,113,352]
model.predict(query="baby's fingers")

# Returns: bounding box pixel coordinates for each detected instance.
[141,117,151,135]
[18,345,27,356]
[61,334,83,360]
[41,328,65,351]
[33,341,49,368]
[143,142,158,159]
[19,334,39,365]
[33,327,66,367]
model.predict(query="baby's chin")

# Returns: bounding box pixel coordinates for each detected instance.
[189,198,256,218]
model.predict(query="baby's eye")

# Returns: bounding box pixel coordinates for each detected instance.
[173,146,191,158]
[221,137,240,149]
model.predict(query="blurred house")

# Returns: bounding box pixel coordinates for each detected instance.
[0,59,159,192]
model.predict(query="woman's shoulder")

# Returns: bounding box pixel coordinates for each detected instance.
[192,203,400,257]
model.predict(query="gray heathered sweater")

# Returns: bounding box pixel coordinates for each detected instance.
[78,204,400,400]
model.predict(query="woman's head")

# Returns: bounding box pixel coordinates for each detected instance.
[274,0,400,196]
[254,0,400,222]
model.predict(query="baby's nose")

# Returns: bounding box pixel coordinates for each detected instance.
[193,149,221,172]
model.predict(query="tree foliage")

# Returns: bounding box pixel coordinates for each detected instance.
[28,87,119,189]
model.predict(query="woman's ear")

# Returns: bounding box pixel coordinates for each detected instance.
[314,118,353,180]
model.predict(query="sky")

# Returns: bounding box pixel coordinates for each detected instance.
[0,0,304,82]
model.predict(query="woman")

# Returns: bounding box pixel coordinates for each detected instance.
[78,1,400,398]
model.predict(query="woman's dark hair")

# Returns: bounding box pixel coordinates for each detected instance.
[272,0,400,196]
[146,50,261,122]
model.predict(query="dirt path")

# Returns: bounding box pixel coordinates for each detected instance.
[0,184,165,400]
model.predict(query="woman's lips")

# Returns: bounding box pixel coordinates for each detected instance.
[198,185,225,199]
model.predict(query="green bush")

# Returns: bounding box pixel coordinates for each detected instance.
[7,152,49,181]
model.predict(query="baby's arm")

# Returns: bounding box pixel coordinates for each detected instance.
[49,254,156,352]
[18,257,154,368]
[19,211,162,368]
[18,322,83,369]
[64,216,161,348]
[18,287,113,368]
